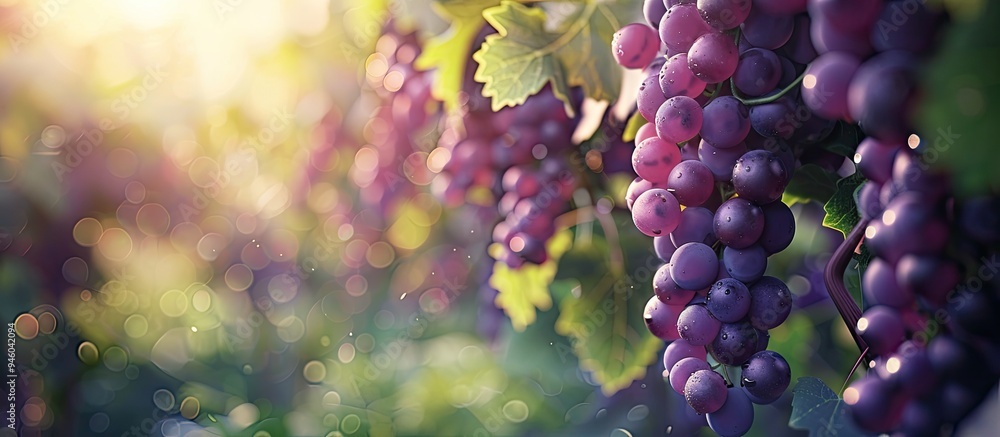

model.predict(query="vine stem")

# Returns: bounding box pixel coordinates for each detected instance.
[824,219,872,359]
[731,73,805,106]
[840,346,871,396]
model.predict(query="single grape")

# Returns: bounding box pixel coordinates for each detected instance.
[844,376,906,433]
[684,369,729,414]
[779,15,817,65]
[670,357,712,394]
[625,177,664,210]
[670,242,720,290]
[653,235,677,262]
[670,207,717,246]
[747,276,792,331]
[677,304,722,346]
[700,96,751,148]
[698,139,747,182]
[722,245,767,283]
[656,96,704,143]
[696,0,751,30]
[758,201,794,254]
[688,31,739,83]
[862,258,915,309]
[659,4,714,53]
[664,338,709,371]
[885,341,937,398]
[644,0,668,28]
[708,321,758,365]
[866,193,949,264]
[706,278,751,323]
[855,137,900,185]
[871,0,942,53]
[809,16,874,58]
[653,263,696,305]
[707,387,754,437]
[612,23,661,69]
[740,350,790,405]
[896,255,959,308]
[802,52,862,120]
[749,97,796,138]
[848,52,918,141]
[632,188,682,237]
[659,53,707,98]
[856,306,905,356]
[856,181,883,221]
[644,295,684,340]
[754,328,770,353]
[632,136,682,184]
[667,160,715,207]
[733,49,782,97]
[753,0,805,14]
[713,198,765,249]
[739,8,793,50]
[807,0,881,34]
[635,121,658,145]
[732,149,788,204]
[637,72,669,122]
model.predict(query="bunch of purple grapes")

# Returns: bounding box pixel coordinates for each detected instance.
[431,28,581,269]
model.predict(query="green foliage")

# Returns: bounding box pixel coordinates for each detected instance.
[622,111,646,143]
[822,171,865,238]
[551,218,661,396]
[789,377,873,437]
[917,0,1000,195]
[491,230,573,331]
[473,0,630,115]
[415,0,503,111]
[783,164,840,206]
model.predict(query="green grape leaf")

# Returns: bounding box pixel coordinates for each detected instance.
[822,171,865,238]
[552,222,661,396]
[491,230,572,331]
[789,377,873,437]
[414,0,503,112]
[622,111,646,143]
[472,0,626,115]
[917,0,1000,195]
[783,164,840,205]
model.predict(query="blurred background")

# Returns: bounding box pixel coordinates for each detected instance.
[0,0,935,436]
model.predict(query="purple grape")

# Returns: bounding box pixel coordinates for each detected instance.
[895,255,959,308]
[696,0,751,30]
[713,198,764,249]
[862,258,915,309]
[740,350,790,405]
[632,136,682,184]
[653,235,677,262]
[802,52,861,120]
[857,181,883,221]
[656,96,704,143]
[809,16,874,58]
[653,263,696,305]
[684,369,728,414]
[722,244,767,283]
[747,276,792,331]
[739,8,793,50]
[670,357,712,394]
[871,1,942,53]
[677,304,722,346]
[688,31,739,83]
[632,188,682,237]
[708,321,758,365]
[667,160,715,207]
[808,0,881,34]
[659,53,707,98]
[635,121,658,145]
[856,306,905,356]
[848,52,918,141]
[886,341,937,397]
[707,387,754,437]
[854,137,901,184]
[749,97,796,138]
[706,278,751,323]
[866,193,949,264]
[625,177,665,210]
[612,23,661,69]
[700,96,750,148]
[680,136,701,161]
[670,242,720,290]
[732,149,788,204]
[754,328,770,352]
[659,4,714,53]
[758,201,794,254]
[698,139,747,182]
[779,15,817,64]
[670,207,717,246]
[844,376,905,433]
[664,338,709,370]
[644,295,683,340]
[733,48,782,97]
[644,0,668,28]
[637,72,668,122]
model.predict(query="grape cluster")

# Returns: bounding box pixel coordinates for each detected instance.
[431,28,581,269]
[614,1,824,434]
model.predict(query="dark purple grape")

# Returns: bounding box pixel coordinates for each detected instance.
[657,96,704,143]
[670,242,720,290]
[708,321,758,365]
[688,31,739,83]
[644,0,668,28]
[732,149,788,204]
[807,0,881,34]
[654,263,696,305]
[707,387,754,437]
[856,181,882,221]
[700,96,751,148]
[667,160,716,207]
[722,245,767,283]
[748,276,792,330]
[733,48,782,97]
[885,341,937,398]
[848,52,918,141]
[896,255,960,308]
[740,8,792,50]
[644,295,683,340]
[753,0,805,14]
[855,137,900,184]
[696,0,751,30]
[713,198,764,249]
[670,357,712,394]
[844,376,905,433]
[809,16,874,58]
[862,258,915,309]
[958,196,1000,244]
[698,139,747,182]
[749,97,796,138]
[740,350,790,404]
[660,53,707,98]
[664,338,709,371]
[632,188,682,237]
[802,51,861,120]
[653,235,677,262]
[779,15,817,64]
[856,306,905,356]
[677,304,722,346]
[637,72,668,122]
[758,201,794,254]
[707,278,751,323]
[866,193,949,264]
[670,207,717,246]
[684,369,728,414]
[871,0,942,53]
